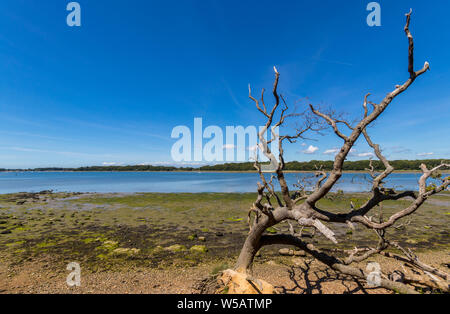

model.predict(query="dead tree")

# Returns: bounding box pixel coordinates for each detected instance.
[235,11,449,294]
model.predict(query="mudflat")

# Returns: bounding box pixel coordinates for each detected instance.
[0,191,448,294]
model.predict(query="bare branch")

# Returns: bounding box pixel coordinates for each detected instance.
[309,105,349,141]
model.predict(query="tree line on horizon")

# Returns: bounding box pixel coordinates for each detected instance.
[1,159,449,172]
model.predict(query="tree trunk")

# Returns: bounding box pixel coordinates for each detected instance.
[234,221,266,274]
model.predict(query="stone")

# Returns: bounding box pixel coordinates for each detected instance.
[153,246,164,253]
[102,240,119,250]
[294,250,306,257]
[112,248,140,257]
[218,269,275,294]
[188,234,197,241]
[279,248,294,256]
[165,244,187,252]
[198,236,206,242]
[190,245,208,254]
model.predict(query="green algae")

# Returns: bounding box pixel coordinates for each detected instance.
[0,191,447,273]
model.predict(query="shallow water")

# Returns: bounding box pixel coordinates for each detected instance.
[0,171,447,194]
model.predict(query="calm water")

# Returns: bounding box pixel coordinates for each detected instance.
[0,171,446,194]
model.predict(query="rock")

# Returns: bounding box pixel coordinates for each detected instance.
[153,245,164,252]
[294,250,306,257]
[218,269,275,294]
[102,240,119,250]
[190,245,208,254]
[216,232,224,237]
[112,248,140,257]
[165,244,187,252]
[188,234,197,241]
[198,236,206,242]
[279,248,294,256]
[279,248,306,257]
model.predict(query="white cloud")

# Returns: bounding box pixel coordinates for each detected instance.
[102,162,120,166]
[143,161,211,167]
[302,145,319,154]
[345,148,359,157]
[222,144,237,150]
[322,148,373,157]
[323,148,339,155]
[301,143,307,147]
[247,145,259,152]
[417,152,434,157]
[140,162,169,166]
[357,152,375,158]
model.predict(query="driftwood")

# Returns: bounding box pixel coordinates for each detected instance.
[234,11,449,294]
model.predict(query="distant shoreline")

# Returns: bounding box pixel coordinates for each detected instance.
[0,170,446,174]
[1,159,448,174]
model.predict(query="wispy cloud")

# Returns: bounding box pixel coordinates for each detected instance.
[1,146,112,158]
[417,152,434,157]
[142,161,211,167]
[311,56,353,67]
[56,118,169,141]
[323,148,339,155]
[102,162,122,166]
[1,114,51,129]
[0,130,69,142]
[322,148,373,158]
[357,152,375,158]
[222,79,243,109]
[223,144,237,150]
[389,146,412,154]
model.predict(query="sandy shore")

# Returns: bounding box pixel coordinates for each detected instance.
[1,250,448,294]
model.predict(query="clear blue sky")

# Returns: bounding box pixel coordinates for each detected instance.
[0,0,449,168]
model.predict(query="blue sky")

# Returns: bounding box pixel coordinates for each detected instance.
[0,0,449,168]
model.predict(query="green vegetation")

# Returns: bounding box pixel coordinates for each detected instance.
[199,159,450,172]
[1,159,449,172]
[3,165,185,172]
[0,191,448,273]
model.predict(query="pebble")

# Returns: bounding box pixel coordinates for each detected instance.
[279,248,306,257]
